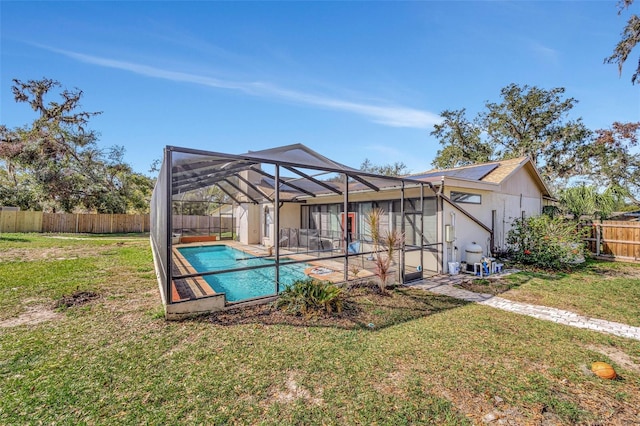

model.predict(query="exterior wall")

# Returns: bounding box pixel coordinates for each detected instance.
[493,167,544,250]
[442,166,544,260]
[440,202,491,270]
[258,202,302,247]
[233,164,546,274]
[279,203,301,230]
[236,203,260,245]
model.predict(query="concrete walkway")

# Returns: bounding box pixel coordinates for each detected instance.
[407,276,640,341]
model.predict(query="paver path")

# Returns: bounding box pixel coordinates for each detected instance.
[407,277,640,341]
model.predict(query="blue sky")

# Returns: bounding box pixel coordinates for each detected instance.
[1,1,638,176]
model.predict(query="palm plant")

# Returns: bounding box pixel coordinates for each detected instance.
[559,184,628,221]
[364,208,405,293]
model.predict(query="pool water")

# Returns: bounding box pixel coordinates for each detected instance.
[177,245,312,302]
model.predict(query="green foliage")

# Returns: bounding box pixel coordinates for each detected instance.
[360,159,409,176]
[0,78,154,213]
[576,122,640,202]
[507,215,587,270]
[483,84,590,183]
[275,279,344,316]
[431,84,590,186]
[430,109,494,169]
[605,0,640,84]
[559,184,628,220]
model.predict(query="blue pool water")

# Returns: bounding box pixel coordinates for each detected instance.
[177,245,312,302]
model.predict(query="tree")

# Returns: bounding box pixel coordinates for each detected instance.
[482,84,590,182]
[0,78,153,213]
[605,0,640,85]
[558,184,628,220]
[430,109,493,169]
[577,121,640,201]
[360,159,409,176]
[430,84,591,186]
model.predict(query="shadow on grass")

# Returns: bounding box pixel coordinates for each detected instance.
[195,286,471,331]
[0,235,31,242]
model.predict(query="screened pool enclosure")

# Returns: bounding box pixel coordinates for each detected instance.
[151,144,440,318]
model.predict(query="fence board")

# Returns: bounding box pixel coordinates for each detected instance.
[584,221,640,261]
[1,212,153,234]
[17,211,43,232]
[43,213,76,233]
[0,211,17,233]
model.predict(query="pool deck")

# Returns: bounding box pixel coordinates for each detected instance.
[170,240,377,302]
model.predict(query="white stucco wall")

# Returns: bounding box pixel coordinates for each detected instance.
[442,165,544,265]
[236,203,260,245]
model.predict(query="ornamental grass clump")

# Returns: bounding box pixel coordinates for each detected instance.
[364,208,405,293]
[507,215,588,270]
[275,279,344,317]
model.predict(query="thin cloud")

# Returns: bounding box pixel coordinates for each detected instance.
[44,46,441,129]
[530,41,559,62]
[366,144,403,158]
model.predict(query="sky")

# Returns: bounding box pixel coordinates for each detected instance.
[1,1,639,177]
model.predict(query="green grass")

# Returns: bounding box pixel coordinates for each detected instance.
[499,260,640,326]
[1,234,639,424]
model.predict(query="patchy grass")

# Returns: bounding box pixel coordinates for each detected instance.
[497,260,640,327]
[0,234,639,424]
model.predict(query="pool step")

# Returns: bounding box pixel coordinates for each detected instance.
[171,248,216,302]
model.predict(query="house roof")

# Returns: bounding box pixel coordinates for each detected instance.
[406,157,552,197]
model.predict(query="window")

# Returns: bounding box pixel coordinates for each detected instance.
[450,191,481,204]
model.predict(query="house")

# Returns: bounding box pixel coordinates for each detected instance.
[405,157,554,270]
[151,144,553,317]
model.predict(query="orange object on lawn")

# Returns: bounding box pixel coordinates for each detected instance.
[591,362,617,380]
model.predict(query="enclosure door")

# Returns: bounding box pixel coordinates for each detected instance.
[402,207,424,283]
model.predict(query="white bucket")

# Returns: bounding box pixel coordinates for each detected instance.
[448,262,460,275]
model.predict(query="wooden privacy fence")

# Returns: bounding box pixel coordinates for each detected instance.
[582,221,640,261]
[0,211,237,235]
[172,214,234,234]
[0,211,150,234]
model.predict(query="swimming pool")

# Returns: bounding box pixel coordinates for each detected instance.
[177,245,312,302]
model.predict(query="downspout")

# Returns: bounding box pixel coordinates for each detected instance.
[450,211,457,263]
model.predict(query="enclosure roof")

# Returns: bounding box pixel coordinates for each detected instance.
[168,144,434,203]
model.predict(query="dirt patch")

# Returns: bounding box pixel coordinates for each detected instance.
[203,286,468,330]
[590,264,640,280]
[54,290,101,309]
[0,245,116,263]
[455,277,519,296]
[587,345,640,374]
[265,371,323,406]
[0,305,59,328]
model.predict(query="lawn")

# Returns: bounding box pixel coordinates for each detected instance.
[492,261,640,327]
[1,234,639,424]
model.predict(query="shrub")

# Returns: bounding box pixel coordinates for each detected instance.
[275,279,344,316]
[507,215,587,270]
